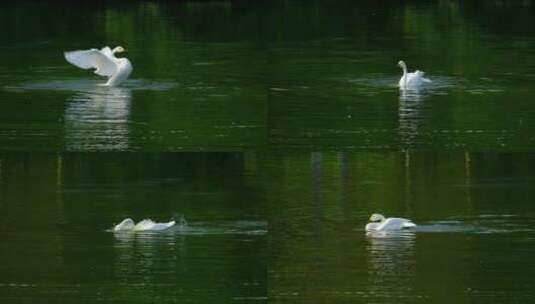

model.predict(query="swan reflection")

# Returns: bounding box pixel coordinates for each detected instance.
[398,90,425,147]
[113,231,181,281]
[64,85,131,151]
[399,87,427,102]
[366,231,416,297]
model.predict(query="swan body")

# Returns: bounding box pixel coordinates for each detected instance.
[113,218,175,232]
[134,219,176,231]
[398,60,431,89]
[365,213,416,232]
[64,46,132,86]
[114,218,135,231]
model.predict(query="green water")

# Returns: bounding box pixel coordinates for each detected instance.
[2,1,535,303]
[267,152,535,303]
[2,152,535,303]
[0,153,266,303]
[1,1,535,151]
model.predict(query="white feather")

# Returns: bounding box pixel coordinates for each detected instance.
[64,49,117,77]
[64,46,132,86]
[133,219,176,231]
[365,213,417,232]
[100,46,114,58]
[113,218,175,232]
[398,61,432,89]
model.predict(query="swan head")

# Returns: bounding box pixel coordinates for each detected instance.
[112,46,126,54]
[398,60,407,70]
[114,218,135,231]
[369,213,385,223]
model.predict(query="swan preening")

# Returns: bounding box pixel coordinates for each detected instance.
[64,46,133,87]
[113,218,176,232]
[398,60,431,89]
[365,213,417,232]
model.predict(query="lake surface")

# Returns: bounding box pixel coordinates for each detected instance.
[2,1,535,303]
[1,1,535,151]
[2,152,535,303]
[0,153,266,303]
[267,151,535,303]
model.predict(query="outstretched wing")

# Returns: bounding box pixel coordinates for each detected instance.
[64,49,117,77]
[100,46,113,58]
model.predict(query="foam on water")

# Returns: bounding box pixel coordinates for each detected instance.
[418,214,535,234]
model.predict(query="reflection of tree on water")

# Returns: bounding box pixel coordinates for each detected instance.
[64,86,131,151]
[464,151,472,210]
[366,232,417,300]
[311,152,324,241]
[398,89,426,148]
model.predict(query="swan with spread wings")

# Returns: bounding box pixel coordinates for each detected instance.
[64,46,132,86]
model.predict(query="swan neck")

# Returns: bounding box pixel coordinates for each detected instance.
[402,65,407,87]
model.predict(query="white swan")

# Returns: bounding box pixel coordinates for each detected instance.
[398,60,431,89]
[134,219,176,231]
[113,218,175,232]
[64,46,133,86]
[114,218,135,231]
[365,213,416,232]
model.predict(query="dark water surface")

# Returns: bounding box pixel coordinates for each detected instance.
[267,152,535,303]
[1,1,535,150]
[2,1,535,304]
[0,153,266,303]
[2,152,535,303]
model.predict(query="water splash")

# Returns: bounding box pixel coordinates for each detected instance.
[417,214,535,234]
[172,213,189,229]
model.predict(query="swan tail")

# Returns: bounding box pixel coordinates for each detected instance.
[422,77,432,83]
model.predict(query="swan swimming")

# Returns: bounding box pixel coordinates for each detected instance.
[114,218,135,231]
[133,219,176,231]
[398,60,431,89]
[64,46,133,87]
[113,218,175,232]
[365,213,417,232]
